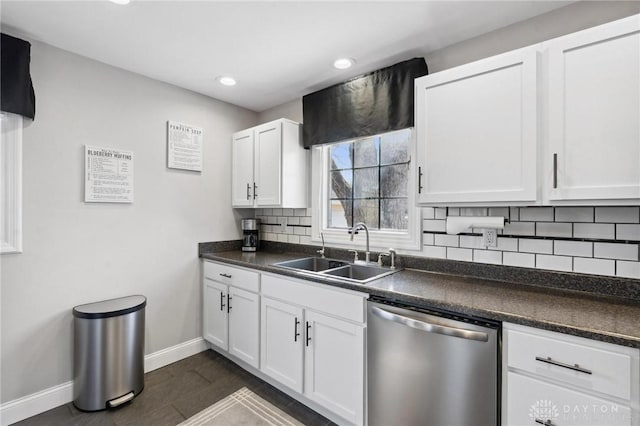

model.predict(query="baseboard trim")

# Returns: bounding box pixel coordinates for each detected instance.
[0,337,208,426]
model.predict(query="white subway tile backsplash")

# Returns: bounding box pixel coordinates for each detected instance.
[593,242,639,261]
[294,227,306,236]
[423,219,446,232]
[447,247,473,262]
[617,261,640,279]
[595,207,640,224]
[520,207,554,222]
[553,240,592,257]
[299,217,311,226]
[518,238,553,254]
[554,207,593,223]
[617,224,640,241]
[536,222,572,238]
[448,207,460,216]
[423,233,435,245]
[272,208,283,216]
[536,254,573,272]
[460,235,482,249]
[503,252,535,268]
[460,208,487,217]
[282,208,294,216]
[287,216,300,225]
[299,235,312,245]
[424,245,446,259]
[473,249,502,265]
[573,223,615,240]
[262,208,273,216]
[434,234,459,247]
[423,207,435,220]
[503,222,535,236]
[305,227,312,236]
[294,208,307,216]
[573,257,615,276]
[278,233,289,242]
[490,237,518,252]
[488,207,509,217]
[287,235,300,244]
[435,208,447,220]
[264,232,277,241]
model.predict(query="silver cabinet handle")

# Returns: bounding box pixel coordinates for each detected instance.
[535,356,592,375]
[219,273,232,279]
[246,183,251,200]
[553,153,558,189]
[418,166,423,194]
[370,306,488,342]
[253,182,258,199]
[535,418,555,426]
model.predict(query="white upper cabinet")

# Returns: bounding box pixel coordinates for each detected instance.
[231,118,308,208]
[546,14,640,204]
[231,129,255,207]
[415,14,640,206]
[416,47,540,205]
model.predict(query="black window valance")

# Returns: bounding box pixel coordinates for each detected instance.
[1,33,36,120]
[302,57,427,148]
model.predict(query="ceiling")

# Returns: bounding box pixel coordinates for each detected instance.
[1,1,574,112]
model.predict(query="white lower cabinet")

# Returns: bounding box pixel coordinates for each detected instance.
[260,274,366,426]
[202,261,260,369]
[260,297,304,392]
[203,261,367,426]
[504,323,640,426]
[508,372,632,426]
[304,310,364,424]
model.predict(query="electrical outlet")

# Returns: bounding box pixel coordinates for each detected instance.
[483,229,498,248]
[277,217,287,233]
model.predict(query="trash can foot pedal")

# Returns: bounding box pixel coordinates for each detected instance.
[108,392,134,408]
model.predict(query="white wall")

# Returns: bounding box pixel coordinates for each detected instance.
[0,39,257,403]
[257,98,302,124]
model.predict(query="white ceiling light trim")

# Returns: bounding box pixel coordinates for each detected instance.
[333,58,355,70]
[217,76,237,87]
[109,0,131,5]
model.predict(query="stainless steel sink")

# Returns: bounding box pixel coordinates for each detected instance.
[322,264,398,283]
[274,257,349,272]
[272,257,400,284]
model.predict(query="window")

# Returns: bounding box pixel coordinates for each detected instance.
[328,129,410,230]
[311,128,422,251]
[1,112,23,254]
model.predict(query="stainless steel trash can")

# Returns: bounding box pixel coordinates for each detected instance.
[73,295,146,411]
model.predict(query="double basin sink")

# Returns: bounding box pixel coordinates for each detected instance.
[272,256,401,284]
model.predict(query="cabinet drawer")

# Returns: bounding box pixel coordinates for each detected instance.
[507,372,631,426]
[203,261,259,292]
[261,274,366,323]
[507,329,632,401]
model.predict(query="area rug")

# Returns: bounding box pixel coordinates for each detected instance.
[178,387,304,426]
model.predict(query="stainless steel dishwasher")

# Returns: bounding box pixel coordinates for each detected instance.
[367,299,500,426]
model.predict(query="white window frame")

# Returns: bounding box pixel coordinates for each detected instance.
[311,129,422,252]
[1,112,23,254]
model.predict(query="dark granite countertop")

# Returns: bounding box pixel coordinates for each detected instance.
[200,248,640,349]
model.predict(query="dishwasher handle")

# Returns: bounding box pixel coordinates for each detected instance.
[370,306,489,342]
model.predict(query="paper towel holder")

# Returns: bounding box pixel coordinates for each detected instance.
[446,216,506,235]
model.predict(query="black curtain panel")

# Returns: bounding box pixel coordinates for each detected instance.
[1,33,36,120]
[302,57,427,148]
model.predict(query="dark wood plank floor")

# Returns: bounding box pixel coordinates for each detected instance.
[15,349,335,426]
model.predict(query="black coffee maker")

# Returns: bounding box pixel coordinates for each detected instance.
[242,219,260,252]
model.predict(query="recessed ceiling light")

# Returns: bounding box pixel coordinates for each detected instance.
[333,58,355,70]
[109,0,130,4]
[217,76,237,86]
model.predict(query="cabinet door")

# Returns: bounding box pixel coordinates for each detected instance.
[203,279,228,350]
[254,121,282,206]
[231,129,255,207]
[507,372,631,426]
[416,48,539,204]
[260,297,303,393]
[304,311,364,426]
[547,16,640,202]
[228,287,260,369]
